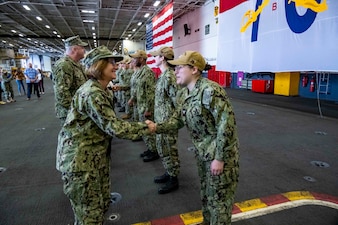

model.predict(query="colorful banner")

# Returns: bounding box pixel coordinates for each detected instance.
[216,0,338,72]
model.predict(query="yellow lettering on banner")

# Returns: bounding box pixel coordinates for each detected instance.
[283,191,315,201]
[180,210,203,225]
[240,0,270,33]
[235,198,268,212]
[288,0,328,13]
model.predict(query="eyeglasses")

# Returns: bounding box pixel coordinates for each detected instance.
[175,65,186,71]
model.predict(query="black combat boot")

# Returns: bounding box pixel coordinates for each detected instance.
[154,172,170,183]
[140,149,151,158]
[158,176,179,194]
[143,151,159,162]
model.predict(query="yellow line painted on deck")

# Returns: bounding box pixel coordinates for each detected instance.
[283,191,315,201]
[180,210,203,225]
[235,198,268,212]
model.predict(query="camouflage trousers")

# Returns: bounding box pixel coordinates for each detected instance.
[114,90,122,105]
[197,159,239,225]
[61,166,111,225]
[156,132,180,176]
[139,112,156,153]
[1,81,14,101]
[122,90,131,115]
[131,104,138,122]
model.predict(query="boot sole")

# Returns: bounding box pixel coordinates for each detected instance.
[158,185,179,194]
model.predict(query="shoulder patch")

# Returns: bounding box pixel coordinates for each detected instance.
[202,87,214,106]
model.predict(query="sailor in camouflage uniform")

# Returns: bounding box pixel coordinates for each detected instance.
[112,56,133,114]
[126,58,140,121]
[129,50,159,162]
[53,35,88,125]
[112,62,123,108]
[146,51,239,225]
[149,47,180,194]
[56,46,149,225]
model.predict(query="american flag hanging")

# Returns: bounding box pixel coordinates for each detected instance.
[146,0,173,74]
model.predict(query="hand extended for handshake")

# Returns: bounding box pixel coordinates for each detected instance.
[145,120,156,133]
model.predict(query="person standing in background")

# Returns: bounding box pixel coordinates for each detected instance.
[1,68,15,103]
[0,73,5,105]
[24,63,40,100]
[129,50,159,162]
[38,69,45,95]
[13,68,26,96]
[52,35,88,125]
[125,57,139,121]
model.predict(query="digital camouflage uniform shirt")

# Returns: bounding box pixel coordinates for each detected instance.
[119,69,134,113]
[154,68,178,122]
[133,65,155,115]
[56,79,148,173]
[53,56,87,124]
[156,77,239,163]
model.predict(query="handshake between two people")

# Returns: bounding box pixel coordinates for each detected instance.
[145,120,156,134]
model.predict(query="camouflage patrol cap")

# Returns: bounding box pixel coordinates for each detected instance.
[149,46,174,60]
[168,51,206,71]
[83,46,124,67]
[129,50,147,60]
[64,35,88,48]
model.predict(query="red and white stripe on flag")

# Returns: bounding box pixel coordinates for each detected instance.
[146,0,173,75]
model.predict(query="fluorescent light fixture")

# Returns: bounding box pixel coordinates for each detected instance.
[132,28,136,32]
[11,30,16,33]
[92,26,95,30]
[144,13,150,18]
[137,22,142,26]
[45,25,50,29]
[126,37,129,40]
[153,1,160,7]
[23,5,31,11]
[36,16,42,21]
[9,43,14,47]
[57,34,61,38]
[40,43,44,46]
[83,20,94,23]
[19,34,24,37]
[81,10,95,13]
[27,38,31,41]
[2,40,6,43]
[53,31,57,34]
[92,33,96,36]
[128,34,131,37]
[34,41,38,43]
